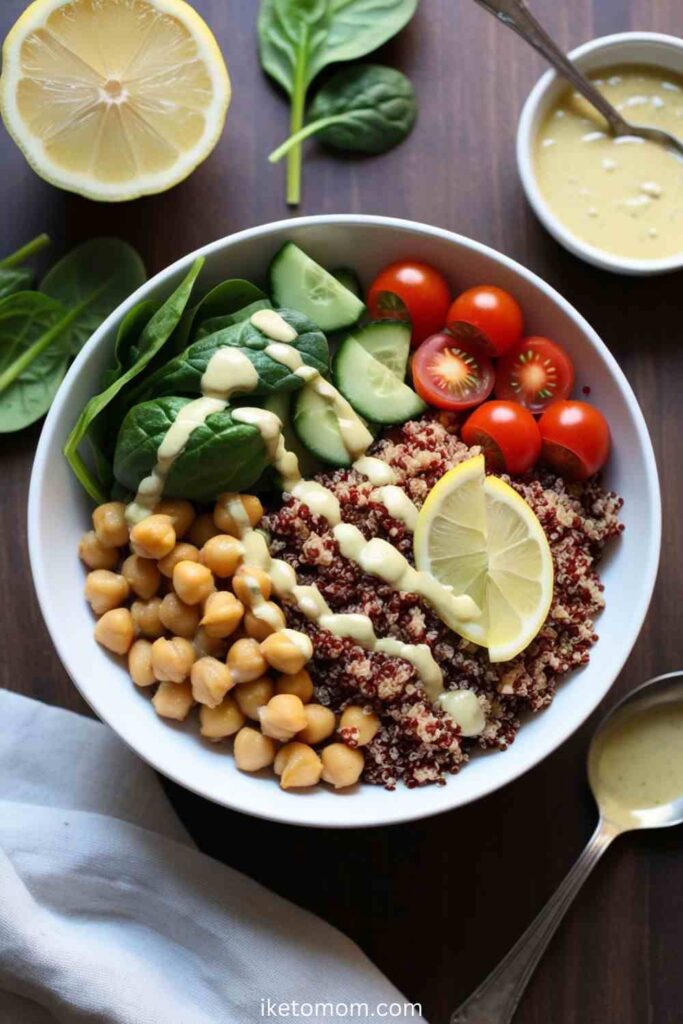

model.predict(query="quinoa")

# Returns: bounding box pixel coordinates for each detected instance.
[263,416,623,790]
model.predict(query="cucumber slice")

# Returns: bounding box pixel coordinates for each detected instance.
[331,267,363,299]
[293,386,352,467]
[269,243,365,332]
[333,337,427,425]
[348,320,411,380]
[263,392,322,478]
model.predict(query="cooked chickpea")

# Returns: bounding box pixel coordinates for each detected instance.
[200,534,243,579]
[214,493,264,536]
[92,502,128,549]
[298,704,336,745]
[275,668,314,703]
[128,639,156,687]
[130,514,176,560]
[79,530,119,570]
[94,608,135,655]
[231,566,272,606]
[153,680,194,721]
[199,697,245,741]
[191,657,234,708]
[258,693,307,741]
[131,597,164,638]
[227,637,267,683]
[158,543,200,578]
[200,591,244,639]
[234,727,277,772]
[158,592,200,639]
[321,744,365,789]
[261,629,312,675]
[193,627,228,660]
[172,560,214,606]
[339,706,380,747]
[154,499,195,539]
[187,512,220,548]
[233,675,274,720]
[274,742,323,790]
[85,570,130,616]
[151,636,196,683]
[244,602,286,641]
[121,554,160,600]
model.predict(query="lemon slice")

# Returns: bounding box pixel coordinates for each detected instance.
[1,0,231,201]
[414,455,554,662]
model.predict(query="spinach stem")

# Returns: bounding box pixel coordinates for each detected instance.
[286,28,310,206]
[269,114,349,164]
[0,233,51,269]
[0,294,90,395]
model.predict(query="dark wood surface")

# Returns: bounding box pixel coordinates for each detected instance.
[2,1,682,1021]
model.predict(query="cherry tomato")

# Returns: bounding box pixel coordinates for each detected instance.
[368,261,451,346]
[495,336,574,414]
[461,401,541,475]
[447,286,523,357]
[538,400,610,480]
[412,333,495,411]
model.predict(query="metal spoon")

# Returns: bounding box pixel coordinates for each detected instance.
[451,670,683,1024]
[473,0,683,157]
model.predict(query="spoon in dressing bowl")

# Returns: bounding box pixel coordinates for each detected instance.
[473,0,683,157]
[451,670,683,1024]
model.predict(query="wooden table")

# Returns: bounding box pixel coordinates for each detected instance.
[2,1,682,1021]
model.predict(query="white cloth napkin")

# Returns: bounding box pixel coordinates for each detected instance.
[0,690,425,1024]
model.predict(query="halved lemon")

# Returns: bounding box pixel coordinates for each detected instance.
[0,0,231,202]
[414,455,554,662]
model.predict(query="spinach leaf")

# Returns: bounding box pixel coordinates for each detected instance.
[172,279,268,353]
[269,64,417,161]
[100,300,158,391]
[0,234,51,299]
[194,299,272,341]
[63,258,204,504]
[114,396,269,503]
[258,0,418,203]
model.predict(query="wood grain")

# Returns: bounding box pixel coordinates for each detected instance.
[1,1,682,1021]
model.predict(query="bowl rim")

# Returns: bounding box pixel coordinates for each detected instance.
[516,31,683,276]
[27,214,662,828]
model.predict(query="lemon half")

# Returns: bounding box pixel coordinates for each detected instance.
[414,455,554,662]
[1,0,231,201]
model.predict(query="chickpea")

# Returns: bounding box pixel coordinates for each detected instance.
[214,493,264,536]
[274,742,323,790]
[199,697,245,741]
[234,727,277,772]
[172,560,214,606]
[92,502,128,549]
[154,499,195,539]
[321,744,365,789]
[158,592,200,639]
[191,656,234,708]
[153,680,194,721]
[232,566,272,607]
[151,636,196,683]
[121,554,161,600]
[233,675,274,720]
[79,530,119,570]
[128,639,156,687]
[130,514,176,560]
[258,693,307,742]
[131,597,164,639]
[244,602,286,642]
[339,706,380,747]
[193,627,228,660]
[85,570,130,616]
[200,534,243,578]
[158,543,200,578]
[261,630,312,675]
[201,591,244,639]
[298,704,336,745]
[275,668,314,703]
[187,512,220,548]
[94,608,135,655]
[227,637,267,684]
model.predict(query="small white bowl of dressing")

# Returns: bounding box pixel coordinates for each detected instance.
[517,32,683,275]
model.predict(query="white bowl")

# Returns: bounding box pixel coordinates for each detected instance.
[517,32,683,275]
[28,215,661,828]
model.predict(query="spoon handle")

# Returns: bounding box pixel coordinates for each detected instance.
[451,819,619,1024]
[471,0,632,135]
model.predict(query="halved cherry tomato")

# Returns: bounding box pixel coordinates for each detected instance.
[461,401,541,475]
[447,286,523,357]
[368,261,451,346]
[495,336,574,414]
[539,400,610,480]
[412,333,495,411]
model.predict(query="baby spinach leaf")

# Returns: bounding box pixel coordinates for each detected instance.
[172,279,268,353]
[100,300,159,391]
[0,234,51,299]
[114,396,269,503]
[194,299,272,341]
[270,64,417,161]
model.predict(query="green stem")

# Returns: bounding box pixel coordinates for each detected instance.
[286,28,310,206]
[0,233,50,269]
[269,114,349,164]
[0,293,91,395]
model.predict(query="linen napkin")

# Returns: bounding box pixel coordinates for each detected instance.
[0,690,425,1024]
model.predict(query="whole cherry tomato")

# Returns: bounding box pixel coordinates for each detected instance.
[447,285,523,357]
[368,261,451,346]
[538,400,610,480]
[495,336,574,414]
[412,333,495,411]
[462,401,542,474]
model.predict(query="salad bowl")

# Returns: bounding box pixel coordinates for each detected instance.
[28,215,661,828]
